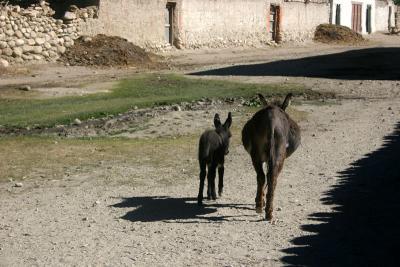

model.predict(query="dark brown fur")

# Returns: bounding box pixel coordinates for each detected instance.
[198,113,232,206]
[241,94,301,220]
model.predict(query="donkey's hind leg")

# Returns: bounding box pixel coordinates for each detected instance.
[218,165,224,197]
[207,163,218,200]
[197,161,207,206]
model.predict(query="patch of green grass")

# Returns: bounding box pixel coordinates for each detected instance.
[0,74,314,128]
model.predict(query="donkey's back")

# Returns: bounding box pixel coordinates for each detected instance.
[198,130,224,164]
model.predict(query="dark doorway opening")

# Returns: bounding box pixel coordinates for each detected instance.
[335,4,341,25]
[165,3,176,46]
[366,5,372,34]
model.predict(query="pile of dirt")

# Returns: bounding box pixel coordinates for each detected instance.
[60,34,165,68]
[314,24,365,44]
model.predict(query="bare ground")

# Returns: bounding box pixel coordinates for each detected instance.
[1,33,400,266]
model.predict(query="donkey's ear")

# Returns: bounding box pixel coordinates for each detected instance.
[214,113,222,128]
[281,93,293,111]
[223,112,232,129]
[258,93,268,106]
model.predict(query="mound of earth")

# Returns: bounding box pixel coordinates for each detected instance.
[60,34,164,68]
[314,24,365,44]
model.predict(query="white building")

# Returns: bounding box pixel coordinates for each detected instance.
[330,0,396,34]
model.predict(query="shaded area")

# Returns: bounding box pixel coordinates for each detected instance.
[192,48,400,80]
[282,122,400,266]
[112,196,253,223]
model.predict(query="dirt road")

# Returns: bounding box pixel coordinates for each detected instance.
[1,33,400,266]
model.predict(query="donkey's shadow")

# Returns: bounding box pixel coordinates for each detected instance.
[111,196,253,223]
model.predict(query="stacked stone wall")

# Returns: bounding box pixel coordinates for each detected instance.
[0,2,81,66]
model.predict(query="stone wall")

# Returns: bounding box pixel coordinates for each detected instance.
[0,2,80,66]
[278,0,330,42]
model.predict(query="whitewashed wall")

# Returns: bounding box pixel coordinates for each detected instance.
[331,0,376,34]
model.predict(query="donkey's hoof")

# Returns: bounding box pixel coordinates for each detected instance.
[265,213,273,221]
[255,206,263,214]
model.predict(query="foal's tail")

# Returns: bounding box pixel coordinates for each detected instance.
[198,134,210,162]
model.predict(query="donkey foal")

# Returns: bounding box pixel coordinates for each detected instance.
[198,112,232,206]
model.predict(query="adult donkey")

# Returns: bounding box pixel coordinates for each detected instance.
[198,112,232,206]
[242,93,301,220]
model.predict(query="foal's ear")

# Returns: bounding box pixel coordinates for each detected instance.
[223,112,232,129]
[214,113,222,128]
[258,93,268,106]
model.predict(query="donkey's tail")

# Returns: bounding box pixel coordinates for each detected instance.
[198,135,210,161]
[266,123,275,178]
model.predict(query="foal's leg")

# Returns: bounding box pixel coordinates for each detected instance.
[207,163,218,200]
[252,159,266,214]
[197,161,207,206]
[218,165,224,197]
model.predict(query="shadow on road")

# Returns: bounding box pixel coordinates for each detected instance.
[112,196,254,223]
[281,122,400,266]
[191,48,400,80]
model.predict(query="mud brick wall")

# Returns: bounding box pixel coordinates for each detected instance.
[279,1,330,42]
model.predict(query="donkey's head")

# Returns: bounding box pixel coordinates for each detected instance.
[214,112,232,155]
[257,93,294,111]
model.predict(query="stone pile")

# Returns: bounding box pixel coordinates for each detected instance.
[0,2,81,66]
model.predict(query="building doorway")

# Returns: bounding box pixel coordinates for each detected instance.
[165,3,176,45]
[270,5,281,43]
[352,3,362,33]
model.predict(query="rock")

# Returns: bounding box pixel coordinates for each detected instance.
[15,39,24,46]
[57,45,66,54]
[172,105,182,111]
[22,54,33,60]
[20,85,31,91]
[81,36,92,43]
[14,182,23,187]
[33,55,43,61]
[63,11,76,21]
[43,42,51,49]
[5,29,14,36]
[0,16,6,21]
[0,41,7,49]
[22,45,34,53]
[35,38,45,45]
[0,59,9,68]
[64,41,74,48]
[3,48,13,56]
[27,39,35,46]
[74,118,82,125]
[15,31,23,38]
[12,47,23,57]
[7,40,16,48]
[32,46,43,54]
